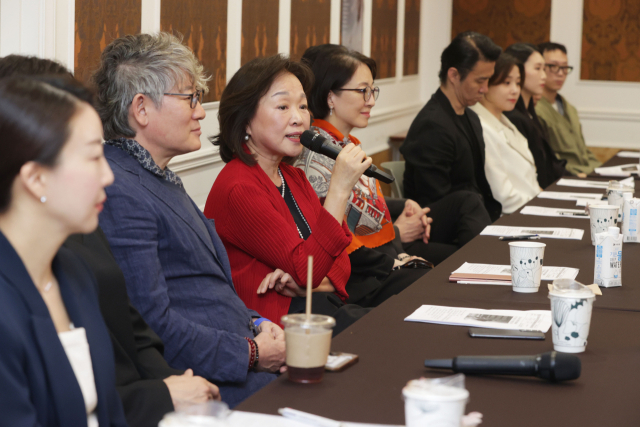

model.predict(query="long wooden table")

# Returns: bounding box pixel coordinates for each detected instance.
[238,157,640,426]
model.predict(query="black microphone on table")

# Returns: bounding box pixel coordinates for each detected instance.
[300,130,395,184]
[424,351,581,382]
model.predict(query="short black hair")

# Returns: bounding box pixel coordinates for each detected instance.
[504,43,541,66]
[0,54,72,79]
[439,31,501,84]
[211,54,314,165]
[488,53,524,88]
[538,42,567,55]
[302,44,377,119]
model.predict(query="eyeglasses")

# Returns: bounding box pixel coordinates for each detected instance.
[334,86,380,102]
[162,90,204,109]
[544,64,574,75]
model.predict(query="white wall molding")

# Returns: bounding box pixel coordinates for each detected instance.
[141,0,161,33]
[579,109,640,123]
[367,101,423,125]
[169,149,223,173]
[278,0,291,55]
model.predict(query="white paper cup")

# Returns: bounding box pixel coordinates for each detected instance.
[509,241,546,293]
[403,381,469,427]
[549,280,596,353]
[606,183,634,225]
[588,204,619,245]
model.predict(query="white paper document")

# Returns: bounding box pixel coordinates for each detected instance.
[481,225,584,240]
[520,206,589,218]
[556,178,610,189]
[223,411,403,427]
[616,151,640,158]
[405,305,552,333]
[595,164,640,177]
[537,191,603,201]
[451,263,579,282]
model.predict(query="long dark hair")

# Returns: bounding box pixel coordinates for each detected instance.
[302,44,377,119]
[211,54,314,165]
[0,77,84,212]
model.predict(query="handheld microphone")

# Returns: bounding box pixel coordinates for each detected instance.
[424,351,581,382]
[300,130,395,184]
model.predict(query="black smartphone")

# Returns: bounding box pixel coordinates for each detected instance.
[468,327,545,340]
[401,259,434,270]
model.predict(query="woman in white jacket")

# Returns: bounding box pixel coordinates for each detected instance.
[470,53,542,214]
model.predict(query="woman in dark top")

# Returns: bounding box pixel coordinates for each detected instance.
[0,76,127,426]
[294,45,440,308]
[504,43,567,189]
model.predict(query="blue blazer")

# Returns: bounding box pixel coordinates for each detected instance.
[0,231,127,427]
[99,145,275,408]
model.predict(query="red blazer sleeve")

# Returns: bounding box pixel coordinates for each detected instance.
[217,178,351,300]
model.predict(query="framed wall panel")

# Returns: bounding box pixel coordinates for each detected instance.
[451,0,550,49]
[290,0,331,61]
[403,0,420,76]
[241,0,279,65]
[581,0,640,82]
[371,0,398,79]
[161,0,227,102]
[75,0,141,84]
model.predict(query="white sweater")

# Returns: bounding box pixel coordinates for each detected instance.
[470,102,541,214]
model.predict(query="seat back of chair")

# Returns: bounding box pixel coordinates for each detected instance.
[380,161,405,198]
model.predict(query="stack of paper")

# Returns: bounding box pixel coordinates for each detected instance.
[481,225,584,240]
[519,206,589,218]
[616,151,640,159]
[405,305,552,333]
[449,262,579,285]
[595,164,639,177]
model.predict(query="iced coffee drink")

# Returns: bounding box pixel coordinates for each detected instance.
[281,314,335,383]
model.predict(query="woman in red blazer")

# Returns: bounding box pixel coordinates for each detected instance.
[205,55,371,334]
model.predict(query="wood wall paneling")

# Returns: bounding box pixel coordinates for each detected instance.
[161,0,227,102]
[371,0,398,79]
[290,0,331,61]
[581,0,640,82]
[403,0,420,75]
[75,0,141,84]
[451,0,551,49]
[241,0,279,65]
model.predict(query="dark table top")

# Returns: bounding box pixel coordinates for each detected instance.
[237,158,640,426]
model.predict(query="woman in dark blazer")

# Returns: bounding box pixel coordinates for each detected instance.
[0,76,127,426]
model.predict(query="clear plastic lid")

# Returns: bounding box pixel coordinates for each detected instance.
[403,374,469,401]
[280,313,336,330]
[549,279,595,298]
[607,180,634,191]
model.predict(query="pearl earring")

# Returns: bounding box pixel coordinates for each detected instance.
[40,196,47,203]
[244,134,250,141]
[329,107,333,116]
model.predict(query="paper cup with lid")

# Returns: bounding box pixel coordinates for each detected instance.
[159,401,230,427]
[509,241,546,293]
[403,374,469,427]
[548,279,596,353]
[588,204,619,245]
[606,181,634,226]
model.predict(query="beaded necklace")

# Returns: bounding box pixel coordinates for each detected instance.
[278,168,311,239]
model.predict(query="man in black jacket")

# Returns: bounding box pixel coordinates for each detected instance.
[401,32,502,222]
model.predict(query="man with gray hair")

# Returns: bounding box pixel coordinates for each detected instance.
[96,32,285,408]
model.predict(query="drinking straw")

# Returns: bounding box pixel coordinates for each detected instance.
[306,255,313,322]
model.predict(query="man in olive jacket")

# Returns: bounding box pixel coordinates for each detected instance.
[535,42,601,177]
